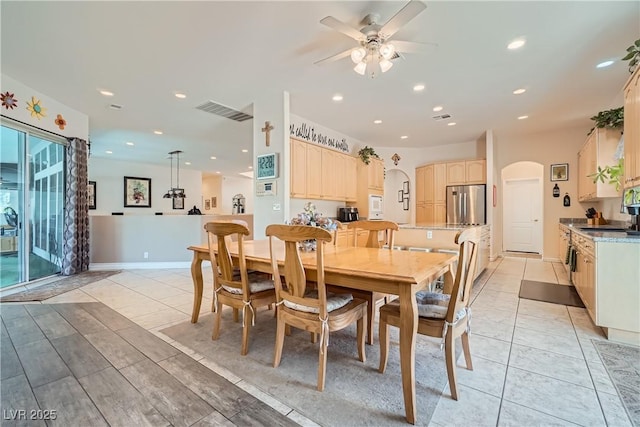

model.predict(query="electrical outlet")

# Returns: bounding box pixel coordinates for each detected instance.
[273,203,281,211]
[143,252,149,259]
[427,231,433,239]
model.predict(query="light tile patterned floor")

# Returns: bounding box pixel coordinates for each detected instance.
[2,257,632,426]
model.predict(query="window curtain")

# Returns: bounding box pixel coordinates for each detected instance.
[61,137,90,275]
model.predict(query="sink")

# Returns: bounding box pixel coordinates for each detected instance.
[578,227,626,232]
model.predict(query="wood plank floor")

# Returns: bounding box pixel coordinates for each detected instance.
[0,302,299,427]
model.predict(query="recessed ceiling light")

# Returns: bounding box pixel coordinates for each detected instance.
[596,60,614,68]
[210,156,217,160]
[174,92,187,99]
[125,141,134,146]
[216,171,221,174]
[400,135,408,139]
[242,149,248,153]
[447,122,457,126]
[513,88,526,95]
[99,90,114,97]
[332,94,343,102]
[373,119,382,124]
[105,150,113,154]
[413,84,425,92]
[185,162,191,165]
[248,166,253,169]
[433,106,443,112]
[518,115,529,120]
[153,130,163,135]
[507,39,526,50]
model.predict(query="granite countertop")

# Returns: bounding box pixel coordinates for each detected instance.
[559,220,640,243]
[399,223,487,230]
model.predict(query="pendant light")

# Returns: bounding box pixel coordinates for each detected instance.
[162,150,187,199]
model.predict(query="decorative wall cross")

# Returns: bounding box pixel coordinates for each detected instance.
[262,121,274,147]
[392,153,401,166]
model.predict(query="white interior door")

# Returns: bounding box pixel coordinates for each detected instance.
[503,178,542,253]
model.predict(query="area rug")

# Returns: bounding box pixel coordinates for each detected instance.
[593,340,640,426]
[519,280,585,308]
[0,270,121,302]
[161,309,452,426]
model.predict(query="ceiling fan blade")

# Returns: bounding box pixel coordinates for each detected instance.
[320,16,365,41]
[391,40,437,54]
[378,0,427,40]
[314,48,353,65]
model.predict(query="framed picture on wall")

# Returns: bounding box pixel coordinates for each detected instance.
[398,190,404,203]
[550,163,569,181]
[211,196,217,208]
[204,199,211,210]
[123,176,151,207]
[403,180,409,194]
[88,181,96,210]
[173,197,184,210]
[403,197,410,211]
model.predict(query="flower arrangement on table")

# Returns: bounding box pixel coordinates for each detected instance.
[289,202,338,251]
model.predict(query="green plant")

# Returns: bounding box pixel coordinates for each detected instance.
[590,158,624,192]
[588,107,624,135]
[622,38,640,74]
[624,187,638,205]
[357,146,379,165]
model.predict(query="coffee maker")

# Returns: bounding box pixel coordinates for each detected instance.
[338,207,359,222]
[628,206,640,234]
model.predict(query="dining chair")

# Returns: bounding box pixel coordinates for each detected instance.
[265,224,367,391]
[334,219,399,345]
[205,220,276,356]
[378,227,479,401]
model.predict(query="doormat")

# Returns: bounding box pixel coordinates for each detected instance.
[0,270,121,302]
[518,280,585,308]
[593,340,640,426]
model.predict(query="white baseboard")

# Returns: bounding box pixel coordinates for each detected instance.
[89,262,192,270]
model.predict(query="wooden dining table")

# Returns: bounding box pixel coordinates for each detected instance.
[188,239,456,424]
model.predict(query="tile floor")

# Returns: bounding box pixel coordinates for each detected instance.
[1,257,632,426]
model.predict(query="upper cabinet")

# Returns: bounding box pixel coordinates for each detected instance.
[367,158,385,191]
[446,160,486,185]
[624,67,640,189]
[577,128,621,201]
[289,138,357,202]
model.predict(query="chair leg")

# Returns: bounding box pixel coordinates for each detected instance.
[285,324,292,336]
[357,312,366,363]
[310,332,317,343]
[273,318,286,368]
[317,338,328,391]
[445,330,459,400]
[366,298,374,345]
[241,307,253,356]
[233,308,239,323]
[212,301,222,340]
[461,331,473,370]
[378,314,389,373]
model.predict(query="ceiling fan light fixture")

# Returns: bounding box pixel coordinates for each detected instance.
[379,43,395,60]
[379,58,394,73]
[350,47,366,64]
[354,61,367,75]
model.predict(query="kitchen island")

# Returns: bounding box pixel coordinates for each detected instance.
[559,220,640,345]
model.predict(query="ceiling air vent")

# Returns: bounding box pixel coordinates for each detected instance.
[432,114,451,121]
[195,100,253,122]
[108,104,123,110]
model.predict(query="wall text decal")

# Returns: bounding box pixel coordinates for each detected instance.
[289,114,353,153]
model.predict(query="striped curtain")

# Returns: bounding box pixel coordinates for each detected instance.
[61,137,90,275]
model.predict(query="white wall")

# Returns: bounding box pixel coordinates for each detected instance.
[88,157,202,215]
[202,175,222,214]
[221,175,254,215]
[384,169,411,224]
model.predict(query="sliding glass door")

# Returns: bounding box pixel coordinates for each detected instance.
[0,122,65,288]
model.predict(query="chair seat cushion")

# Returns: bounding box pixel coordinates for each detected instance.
[415,291,466,321]
[222,273,275,295]
[284,291,353,314]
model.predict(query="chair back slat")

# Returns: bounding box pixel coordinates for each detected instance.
[445,228,480,323]
[266,225,332,316]
[347,220,399,249]
[205,221,250,298]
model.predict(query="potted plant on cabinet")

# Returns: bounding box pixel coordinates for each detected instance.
[588,107,624,190]
[622,38,640,74]
[357,146,379,165]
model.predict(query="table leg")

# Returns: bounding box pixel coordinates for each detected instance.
[191,252,204,323]
[399,285,418,424]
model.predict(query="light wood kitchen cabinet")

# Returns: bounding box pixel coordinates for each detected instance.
[290,138,357,201]
[434,163,446,203]
[558,224,570,274]
[415,164,434,222]
[349,157,385,219]
[466,160,486,184]
[424,165,434,203]
[446,162,466,185]
[367,158,385,191]
[416,166,426,206]
[434,203,446,223]
[572,233,596,320]
[577,128,621,201]
[624,66,640,189]
[306,144,323,199]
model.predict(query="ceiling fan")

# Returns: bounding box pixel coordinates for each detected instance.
[315,0,432,77]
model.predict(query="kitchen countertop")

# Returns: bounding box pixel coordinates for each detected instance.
[399,223,487,230]
[559,222,640,243]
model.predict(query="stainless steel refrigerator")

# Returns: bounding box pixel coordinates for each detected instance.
[446,184,486,225]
